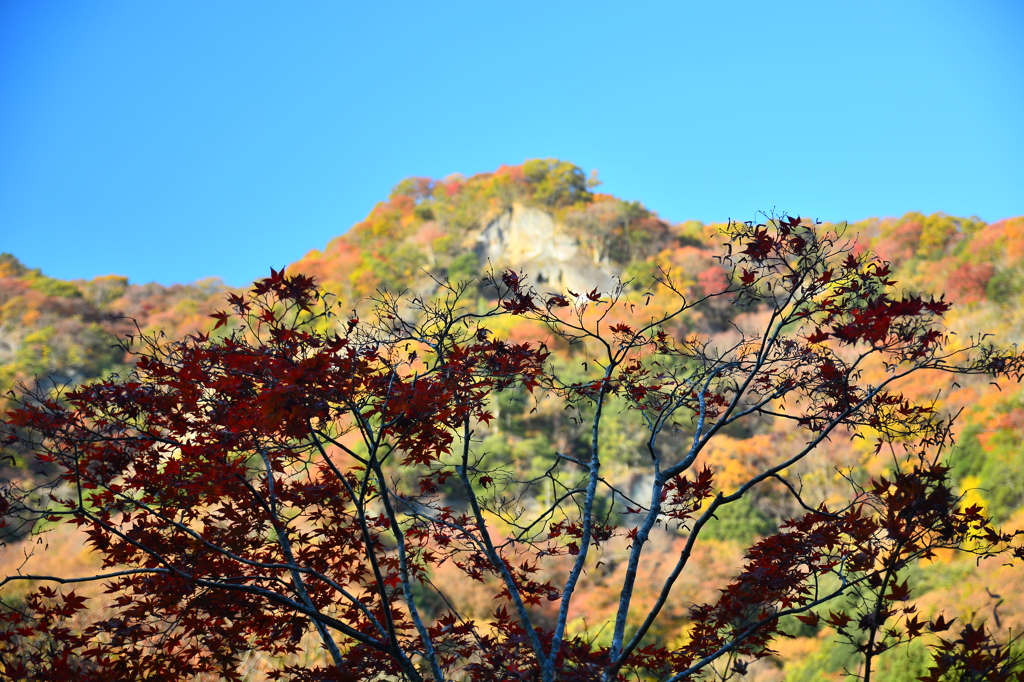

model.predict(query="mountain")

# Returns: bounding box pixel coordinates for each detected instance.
[287,159,680,302]
[1,159,1023,680]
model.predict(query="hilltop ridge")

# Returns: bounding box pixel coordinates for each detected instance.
[288,159,677,302]
[3,160,1023,404]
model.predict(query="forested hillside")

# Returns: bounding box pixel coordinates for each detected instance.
[2,160,1022,680]
[0,254,226,408]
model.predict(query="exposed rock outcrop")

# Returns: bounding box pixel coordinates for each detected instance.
[474,203,617,294]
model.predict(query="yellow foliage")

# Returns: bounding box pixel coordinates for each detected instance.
[958,474,990,520]
[703,434,774,493]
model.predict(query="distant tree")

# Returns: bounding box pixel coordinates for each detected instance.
[523,159,593,208]
[446,252,480,285]
[2,217,1023,681]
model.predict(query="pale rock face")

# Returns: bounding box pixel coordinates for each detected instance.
[475,203,617,294]
[0,329,15,364]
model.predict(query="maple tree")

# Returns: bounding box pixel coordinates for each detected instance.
[2,217,1024,681]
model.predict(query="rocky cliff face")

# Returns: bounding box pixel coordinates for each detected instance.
[474,203,618,293]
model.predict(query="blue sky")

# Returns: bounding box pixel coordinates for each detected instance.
[2,1,1022,287]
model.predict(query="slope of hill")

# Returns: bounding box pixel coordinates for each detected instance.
[1,160,1022,680]
[288,159,681,302]
[0,254,226,410]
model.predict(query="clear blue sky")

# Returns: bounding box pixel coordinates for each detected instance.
[2,1,1022,287]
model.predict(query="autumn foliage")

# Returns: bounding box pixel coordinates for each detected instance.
[2,217,1024,681]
